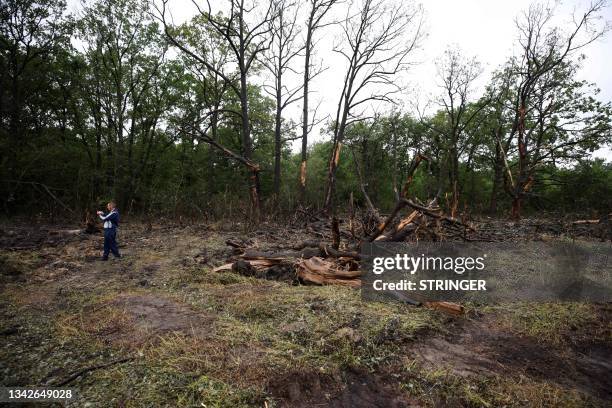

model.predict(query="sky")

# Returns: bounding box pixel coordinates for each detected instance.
[67,0,612,159]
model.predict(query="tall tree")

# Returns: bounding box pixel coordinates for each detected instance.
[0,0,72,212]
[262,0,304,200]
[298,0,338,204]
[507,0,609,219]
[76,0,168,207]
[323,0,423,213]
[480,65,515,213]
[157,0,276,220]
[426,48,485,210]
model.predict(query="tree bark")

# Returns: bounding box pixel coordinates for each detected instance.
[489,141,503,214]
[299,22,312,204]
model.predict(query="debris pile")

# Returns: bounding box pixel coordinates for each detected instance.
[213,190,480,316]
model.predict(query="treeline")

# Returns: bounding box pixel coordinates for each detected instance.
[1,0,611,220]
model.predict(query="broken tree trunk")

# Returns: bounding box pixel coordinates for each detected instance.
[296,257,361,287]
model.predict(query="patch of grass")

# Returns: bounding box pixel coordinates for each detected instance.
[181,375,264,407]
[401,363,596,407]
[181,281,443,374]
[484,302,601,344]
[0,250,38,277]
[56,304,133,347]
[76,357,265,407]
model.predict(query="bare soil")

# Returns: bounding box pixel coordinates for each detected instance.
[411,308,612,400]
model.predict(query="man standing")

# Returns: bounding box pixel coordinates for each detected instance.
[97,201,121,260]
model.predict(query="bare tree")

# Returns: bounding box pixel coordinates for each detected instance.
[155,0,276,220]
[322,0,423,213]
[262,0,304,200]
[298,0,339,204]
[507,0,610,219]
[422,48,486,211]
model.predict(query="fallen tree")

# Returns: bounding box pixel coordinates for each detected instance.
[212,155,477,314]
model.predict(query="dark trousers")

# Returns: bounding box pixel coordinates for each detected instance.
[103,228,120,259]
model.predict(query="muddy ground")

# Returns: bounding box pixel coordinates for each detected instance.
[0,218,610,407]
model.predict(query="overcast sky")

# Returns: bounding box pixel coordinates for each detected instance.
[68,0,612,159]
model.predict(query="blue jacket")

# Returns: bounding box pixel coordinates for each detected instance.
[99,209,120,229]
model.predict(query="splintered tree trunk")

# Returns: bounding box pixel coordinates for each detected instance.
[298,33,311,204]
[511,196,522,220]
[299,158,307,202]
[323,141,342,212]
[511,99,528,220]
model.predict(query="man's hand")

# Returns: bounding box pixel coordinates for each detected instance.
[96,211,103,215]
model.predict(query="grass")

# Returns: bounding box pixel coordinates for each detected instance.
[483,302,604,344]
[1,224,610,407]
[399,363,596,407]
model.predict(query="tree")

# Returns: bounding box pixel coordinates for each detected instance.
[507,0,610,219]
[75,0,169,207]
[323,0,423,213]
[480,65,515,213]
[262,0,304,200]
[423,48,485,211]
[157,0,276,220]
[0,0,72,212]
[171,14,233,195]
[298,0,338,204]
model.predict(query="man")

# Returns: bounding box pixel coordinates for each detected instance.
[97,201,121,260]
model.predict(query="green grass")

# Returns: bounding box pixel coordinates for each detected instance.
[483,302,603,344]
[2,226,610,407]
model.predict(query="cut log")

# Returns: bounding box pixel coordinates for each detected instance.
[212,259,279,273]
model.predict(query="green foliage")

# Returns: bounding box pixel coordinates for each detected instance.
[0,0,610,218]
[535,160,612,215]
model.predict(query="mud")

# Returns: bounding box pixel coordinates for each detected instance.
[110,293,214,340]
[411,310,612,400]
[268,368,418,408]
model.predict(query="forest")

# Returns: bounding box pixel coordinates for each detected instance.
[1,0,610,221]
[1,0,612,407]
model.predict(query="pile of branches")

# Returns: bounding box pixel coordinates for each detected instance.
[216,197,473,278]
[214,157,475,314]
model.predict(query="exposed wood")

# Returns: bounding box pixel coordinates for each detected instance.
[296,257,361,287]
[424,301,465,316]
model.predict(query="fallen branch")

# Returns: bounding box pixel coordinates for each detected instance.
[403,199,474,230]
[424,301,465,316]
[52,357,135,387]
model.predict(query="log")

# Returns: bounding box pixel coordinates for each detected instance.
[213,259,281,273]
[424,301,464,315]
[226,239,246,248]
[296,257,361,287]
[572,219,600,225]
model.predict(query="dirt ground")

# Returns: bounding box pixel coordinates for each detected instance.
[0,218,610,407]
